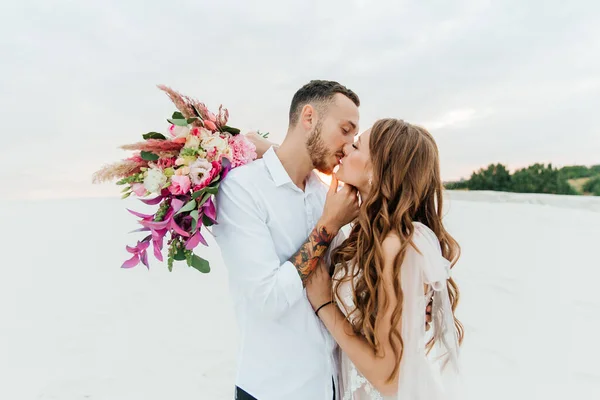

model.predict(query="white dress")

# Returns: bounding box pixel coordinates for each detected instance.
[333,222,461,400]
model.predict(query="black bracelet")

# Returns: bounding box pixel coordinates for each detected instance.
[315,300,333,316]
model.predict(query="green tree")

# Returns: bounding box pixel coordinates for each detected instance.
[445,179,469,190]
[467,164,512,191]
[559,165,592,179]
[511,163,577,195]
[583,176,600,196]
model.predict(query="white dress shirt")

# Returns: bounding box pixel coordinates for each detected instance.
[213,147,337,400]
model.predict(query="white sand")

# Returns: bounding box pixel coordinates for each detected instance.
[1,191,599,399]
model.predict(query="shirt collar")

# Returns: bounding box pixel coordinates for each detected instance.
[263,146,325,194]
[263,146,294,188]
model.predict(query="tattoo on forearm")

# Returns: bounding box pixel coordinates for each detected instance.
[289,225,335,285]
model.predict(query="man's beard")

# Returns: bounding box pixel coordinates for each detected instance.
[306,122,333,174]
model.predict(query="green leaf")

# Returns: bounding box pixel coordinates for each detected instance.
[191,105,204,119]
[191,190,205,200]
[205,185,219,195]
[197,192,212,207]
[167,118,188,127]
[221,125,240,135]
[173,247,186,261]
[190,210,199,232]
[187,117,199,124]
[176,199,197,215]
[202,215,214,227]
[172,111,184,120]
[140,151,159,161]
[189,254,210,273]
[192,187,210,200]
[143,132,167,140]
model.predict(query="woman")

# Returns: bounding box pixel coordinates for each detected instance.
[306,118,463,399]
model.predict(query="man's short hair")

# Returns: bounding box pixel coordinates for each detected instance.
[289,80,360,126]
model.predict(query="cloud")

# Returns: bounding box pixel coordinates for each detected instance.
[420,108,488,131]
[1,0,599,198]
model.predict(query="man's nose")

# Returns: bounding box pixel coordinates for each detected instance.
[342,143,353,156]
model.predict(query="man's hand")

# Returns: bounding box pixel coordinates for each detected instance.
[425,297,433,331]
[287,176,358,285]
[245,131,276,159]
[318,174,360,236]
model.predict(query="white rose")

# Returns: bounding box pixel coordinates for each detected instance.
[169,125,190,139]
[185,134,201,149]
[201,136,229,154]
[198,128,213,139]
[144,168,167,193]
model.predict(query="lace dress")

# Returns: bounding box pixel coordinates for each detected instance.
[332,223,461,400]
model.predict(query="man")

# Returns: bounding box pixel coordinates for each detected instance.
[213,80,361,400]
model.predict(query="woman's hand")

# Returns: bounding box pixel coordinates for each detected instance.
[305,260,333,312]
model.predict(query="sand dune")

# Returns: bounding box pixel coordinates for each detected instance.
[1,191,599,399]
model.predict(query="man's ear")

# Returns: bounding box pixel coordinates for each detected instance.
[300,104,314,130]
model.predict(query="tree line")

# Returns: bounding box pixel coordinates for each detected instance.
[445,163,600,196]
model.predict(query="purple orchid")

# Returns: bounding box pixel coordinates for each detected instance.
[122,239,151,269]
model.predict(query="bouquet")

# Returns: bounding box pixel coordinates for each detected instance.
[93,85,258,272]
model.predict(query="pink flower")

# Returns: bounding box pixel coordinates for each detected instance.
[190,160,221,191]
[189,159,212,186]
[157,157,177,169]
[169,175,191,195]
[122,240,150,269]
[131,183,147,197]
[204,119,217,131]
[228,134,257,167]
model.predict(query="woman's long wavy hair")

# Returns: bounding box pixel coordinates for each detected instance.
[331,118,464,382]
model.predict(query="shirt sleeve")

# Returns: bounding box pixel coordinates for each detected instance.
[212,175,304,319]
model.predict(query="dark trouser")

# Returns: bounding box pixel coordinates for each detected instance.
[235,378,336,400]
[235,386,257,400]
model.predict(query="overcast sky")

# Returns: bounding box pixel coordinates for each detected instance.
[1,0,599,200]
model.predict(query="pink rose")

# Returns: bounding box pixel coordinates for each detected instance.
[132,183,147,197]
[168,175,191,195]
